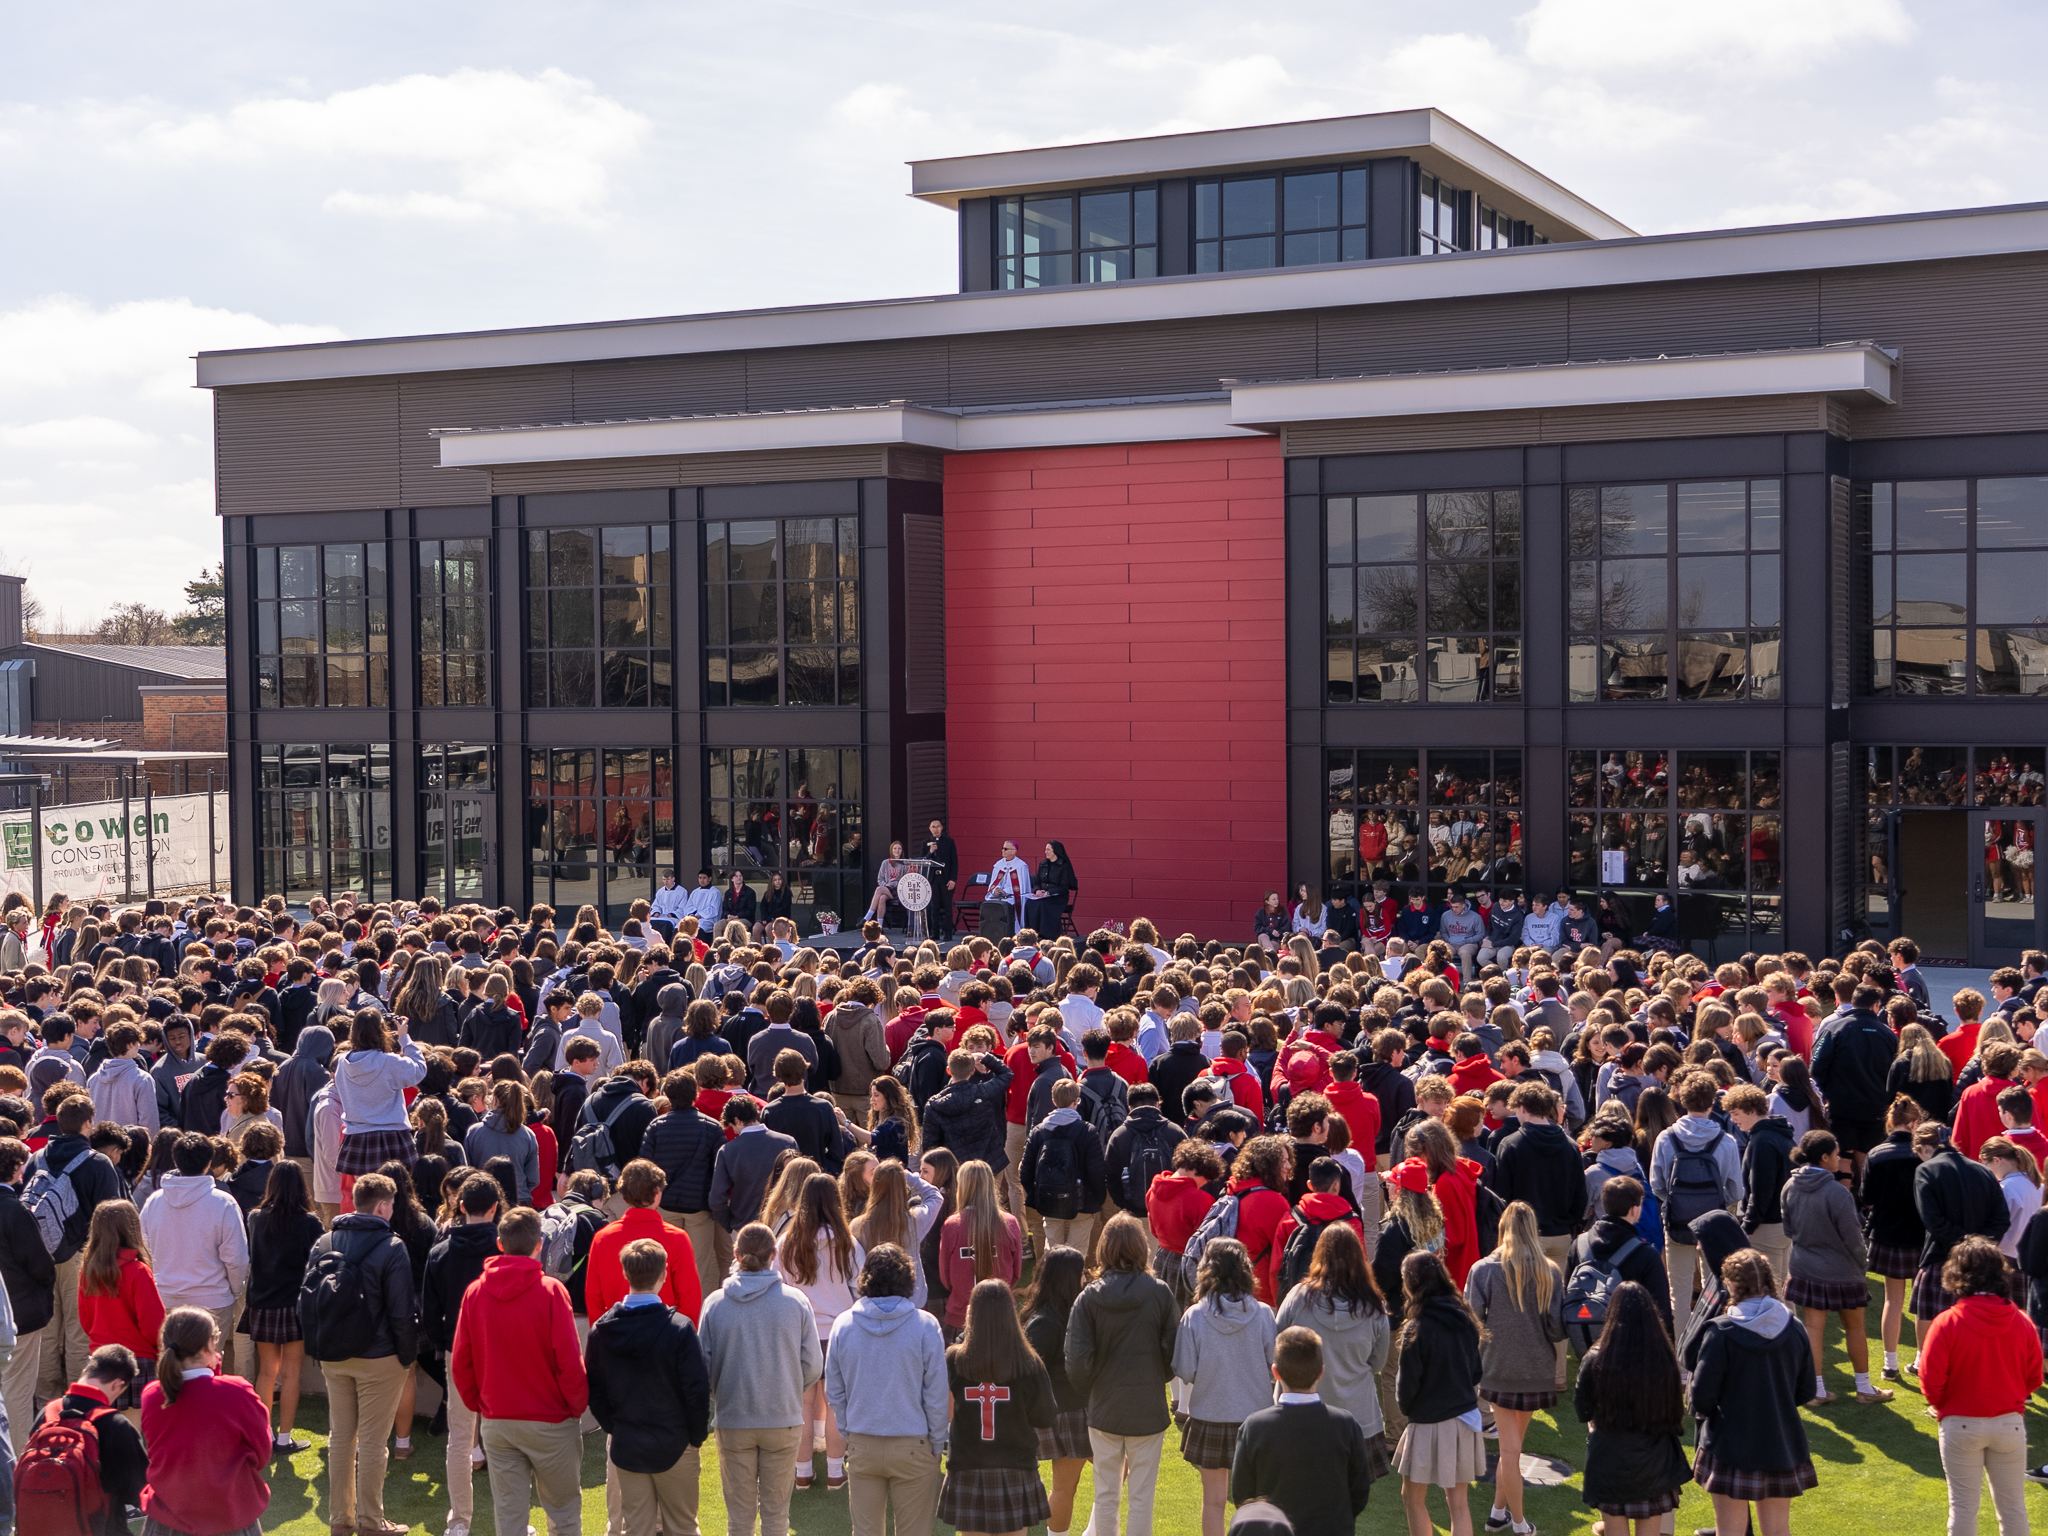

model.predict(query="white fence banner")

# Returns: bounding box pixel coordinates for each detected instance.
[0,791,228,898]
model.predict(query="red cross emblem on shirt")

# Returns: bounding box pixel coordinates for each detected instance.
[964,1381,1010,1440]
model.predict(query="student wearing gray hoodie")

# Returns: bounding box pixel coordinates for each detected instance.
[273,1022,333,1189]
[84,1022,158,1136]
[824,1244,949,1536]
[1582,1117,1647,1225]
[699,1222,823,1534]
[1171,1237,1279,1536]
[462,1082,544,1206]
[1780,1128,1889,1404]
[330,1010,427,1175]
[1648,1074,1744,1334]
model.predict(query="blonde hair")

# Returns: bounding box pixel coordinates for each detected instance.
[1494,1199,1557,1313]
[1897,1023,1948,1084]
[955,1159,1006,1283]
[1983,1135,2043,1187]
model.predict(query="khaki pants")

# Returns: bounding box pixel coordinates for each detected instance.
[1002,1123,1040,1245]
[1750,1221,1792,1290]
[325,1354,408,1529]
[1939,1411,2030,1536]
[1538,1232,1574,1389]
[483,1416,584,1536]
[844,1431,941,1536]
[36,1254,89,1401]
[161,1294,242,1368]
[1669,1240,1702,1340]
[1088,1427,1165,1536]
[718,1423,802,1536]
[4,1327,40,1453]
[833,1094,869,1127]
[668,1208,730,1300]
[445,1375,482,1522]
[574,1315,600,1434]
[617,1443,702,1536]
[1377,1361,1407,1442]
[316,1201,341,1228]
[1042,1213,1097,1255]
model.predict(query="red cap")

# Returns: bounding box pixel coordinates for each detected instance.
[1387,1157,1432,1194]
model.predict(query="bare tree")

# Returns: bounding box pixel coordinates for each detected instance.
[93,602,177,646]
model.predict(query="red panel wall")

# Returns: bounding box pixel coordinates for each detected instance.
[942,437,1287,940]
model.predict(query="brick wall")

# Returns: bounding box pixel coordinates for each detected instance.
[942,436,1287,940]
[140,690,226,752]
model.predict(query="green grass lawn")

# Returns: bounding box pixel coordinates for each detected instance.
[258,1283,2048,1534]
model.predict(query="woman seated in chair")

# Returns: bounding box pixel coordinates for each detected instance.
[860,840,914,925]
[1027,840,1078,937]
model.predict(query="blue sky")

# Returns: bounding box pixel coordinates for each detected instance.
[1,0,2042,621]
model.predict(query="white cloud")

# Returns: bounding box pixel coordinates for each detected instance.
[129,68,649,226]
[0,296,342,619]
[1520,0,1914,74]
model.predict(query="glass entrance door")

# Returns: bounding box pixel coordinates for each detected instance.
[1972,809,2044,967]
[448,794,492,905]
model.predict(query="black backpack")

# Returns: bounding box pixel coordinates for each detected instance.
[299,1235,378,1363]
[1118,1117,1185,1216]
[1276,1208,1344,1301]
[1078,1072,1128,1142]
[1665,1129,1728,1230]
[1032,1125,1083,1220]
[1473,1184,1506,1258]
[1562,1235,1642,1354]
[569,1091,638,1181]
[894,1038,949,1113]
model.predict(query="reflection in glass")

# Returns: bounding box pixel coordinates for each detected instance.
[1676,482,1747,552]
[1600,485,1670,555]
[1895,482,1969,549]
[1976,478,2048,548]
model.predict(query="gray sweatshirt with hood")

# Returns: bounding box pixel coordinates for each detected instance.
[274,1024,333,1158]
[1584,1144,1647,1223]
[462,1111,542,1205]
[1172,1292,1280,1424]
[824,1294,949,1450]
[1780,1163,1870,1285]
[698,1264,822,1429]
[85,1055,158,1137]
[1275,1286,1390,1436]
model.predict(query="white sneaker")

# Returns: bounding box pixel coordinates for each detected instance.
[470,1445,487,1468]
[446,1523,470,1536]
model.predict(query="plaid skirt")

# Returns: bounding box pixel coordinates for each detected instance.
[1595,1484,1686,1519]
[1913,1265,1956,1320]
[1694,1446,1818,1501]
[336,1126,416,1175]
[1868,1240,1921,1281]
[1784,1273,1871,1312]
[936,1466,1051,1531]
[238,1305,302,1345]
[1479,1387,1558,1412]
[1362,1430,1394,1482]
[1037,1408,1093,1462]
[1180,1416,1240,1470]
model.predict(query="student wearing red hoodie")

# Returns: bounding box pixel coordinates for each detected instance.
[1918,1236,2044,1533]
[452,1206,591,1536]
[1104,1011,1152,1087]
[1147,1140,1222,1307]
[1408,1119,1484,1285]
[884,967,947,1062]
[1954,1044,2024,1161]
[140,1307,274,1536]
[1202,1032,1266,1128]
[1447,1034,1502,1098]
[76,1202,167,1400]
[585,1159,705,1323]
[1765,975,1813,1060]
[1321,1051,1383,1161]
[1940,990,1988,1080]
[1224,1137,1299,1305]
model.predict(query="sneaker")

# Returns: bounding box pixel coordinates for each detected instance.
[446,1524,471,1536]
[1881,1365,1902,1382]
[1856,1387,1897,1404]
[470,1446,487,1469]
[2025,1464,2048,1485]
[1485,1514,1512,1531]
[274,1434,310,1455]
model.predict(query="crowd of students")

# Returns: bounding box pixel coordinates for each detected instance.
[0,886,2042,1536]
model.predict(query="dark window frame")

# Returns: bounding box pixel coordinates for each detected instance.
[707,746,865,928]
[255,741,393,904]
[417,536,492,708]
[995,184,1158,290]
[526,746,676,926]
[1324,748,1524,900]
[703,514,861,708]
[523,524,672,710]
[251,543,389,709]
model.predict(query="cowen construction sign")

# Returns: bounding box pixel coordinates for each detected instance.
[0,791,228,899]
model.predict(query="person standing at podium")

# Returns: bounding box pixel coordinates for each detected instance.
[924,820,960,942]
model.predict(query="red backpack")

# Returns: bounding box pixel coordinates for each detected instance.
[15,1397,116,1536]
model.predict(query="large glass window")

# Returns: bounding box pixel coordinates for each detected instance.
[418,538,490,707]
[997,185,1157,289]
[256,743,392,904]
[1568,480,1782,702]
[1325,488,1521,703]
[1566,749,1782,953]
[1325,749,1522,900]
[525,525,671,709]
[704,515,860,707]
[1417,172,1459,254]
[527,748,674,925]
[707,747,863,928]
[1858,744,2048,945]
[252,544,389,708]
[1197,166,1375,272]
[1860,477,2048,696]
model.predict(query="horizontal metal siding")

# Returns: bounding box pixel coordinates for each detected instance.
[1283,392,1829,457]
[744,337,950,411]
[946,312,1317,406]
[0,647,185,722]
[571,354,750,420]
[399,368,573,506]
[1824,252,2048,437]
[215,381,400,516]
[1566,274,1821,361]
[487,444,897,496]
[1314,292,1568,376]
